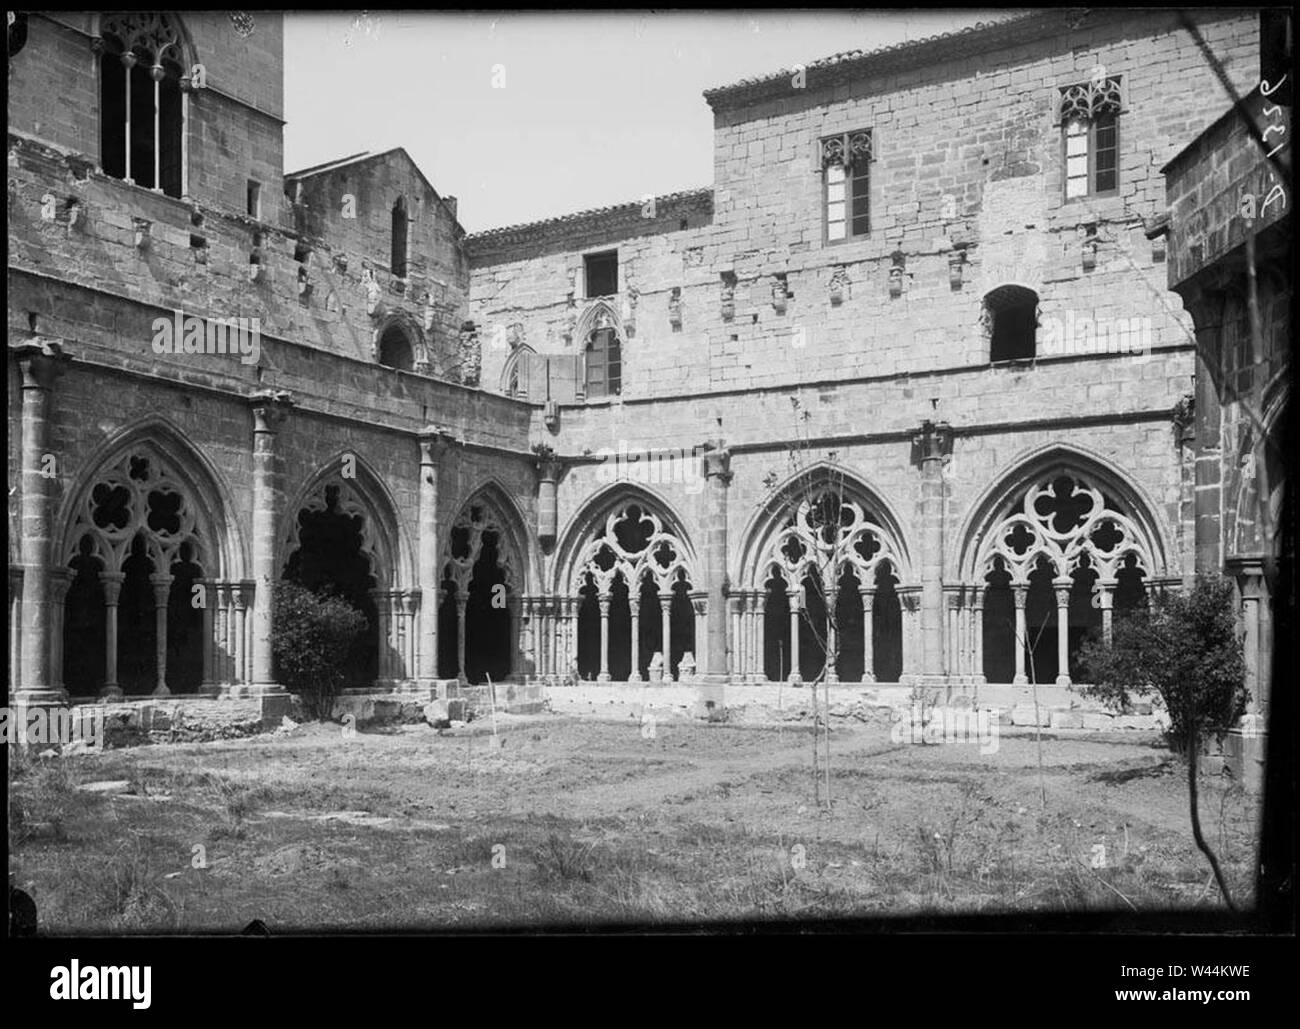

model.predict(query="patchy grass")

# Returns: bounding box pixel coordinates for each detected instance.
[6,715,1261,931]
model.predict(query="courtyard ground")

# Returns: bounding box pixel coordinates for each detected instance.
[8,711,1261,931]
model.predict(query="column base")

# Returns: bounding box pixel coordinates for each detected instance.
[256,690,294,727]
[10,691,70,746]
[245,682,288,697]
[12,688,69,708]
[628,673,642,683]
[597,673,611,683]
[1222,724,1267,793]
[1054,675,1071,687]
[695,674,726,720]
[1013,674,1028,685]
[151,684,171,698]
[100,684,124,702]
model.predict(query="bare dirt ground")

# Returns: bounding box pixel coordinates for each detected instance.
[8,711,1260,931]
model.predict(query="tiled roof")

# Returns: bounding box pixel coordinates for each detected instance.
[703,9,1070,107]
[464,188,713,242]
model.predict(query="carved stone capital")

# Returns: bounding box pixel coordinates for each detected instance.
[701,438,732,483]
[418,425,457,465]
[10,337,71,391]
[249,389,294,433]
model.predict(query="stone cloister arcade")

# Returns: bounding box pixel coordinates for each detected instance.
[12,398,1177,700]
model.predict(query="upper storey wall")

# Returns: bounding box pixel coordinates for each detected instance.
[466,9,1259,406]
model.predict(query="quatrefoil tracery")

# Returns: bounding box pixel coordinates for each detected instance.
[67,450,203,576]
[980,475,1153,586]
[762,492,898,592]
[576,504,692,597]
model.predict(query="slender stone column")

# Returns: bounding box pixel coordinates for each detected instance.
[1095,579,1116,646]
[507,593,523,680]
[659,591,673,682]
[823,576,839,684]
[199,577,216,692]
[971,586,986,685]
[100,572,125,699]
[787,589,802,684]
[520,596,536,681]
[248,390,293,696]
[1053,578,1072,686]
[628,597,642,682]
[860,586,876,683]
[149,573,173,696]
[403,591,419,682]
[699,439,732,711]
[48,568,72,692]
[235,583,252,687]
[570,596,581,678]
[945,588,961,677]
[13,338,70,706]
[598,592,612,683]
[1233,563,1268,720]
[219,584,231,685]
[417,426,454,688]
[9,567,22,697]
[899,587,921,684]
[1012,585,1028,685]
[370,588,390,682]
[914,421,951,684]
[753,593,767,683]
[455,590,469,684]
[690,592,707,672]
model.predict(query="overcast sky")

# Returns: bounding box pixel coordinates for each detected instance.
[283,10,1018,232]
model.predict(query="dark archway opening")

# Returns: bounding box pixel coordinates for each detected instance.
[798,572,828,682]
[437,575,458,679]
[165,542,204,693]
[670,578,695,677]
[378,325,414,371]
[118,535,157,695]
[577,580,599,680]
[63,538,106,696]
[1024,559,1058,683]
[605,576,631,681]
[763,571,791,681]
[464,529,511,684]
[872,565,903,682]
[983,561,1015,684]
[283,485,378,687]
[835,567,865,682]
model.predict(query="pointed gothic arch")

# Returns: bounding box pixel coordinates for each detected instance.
[56,419,246,698]
[281,454,417,688]
[95,12,197,198]
[574,298,625,399]
[737,464,912,684]
[438,484,531,683]
[955,445,1171,686]
[500,343,536,398]
[554,486,698,682]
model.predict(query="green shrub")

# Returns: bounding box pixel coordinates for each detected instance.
[1075,575,1248,754]
[271,581,368,720]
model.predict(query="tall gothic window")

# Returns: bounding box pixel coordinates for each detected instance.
[391,196,408,278]
[821,130,872,242]
[585,324,621,399]
[98,13,186,198]
[1059,77,1121,200]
